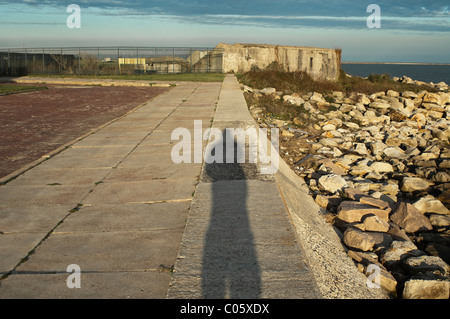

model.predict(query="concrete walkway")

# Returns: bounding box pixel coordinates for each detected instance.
[0,75,385,299]
[0,81,221,298]
[166,75,321,298]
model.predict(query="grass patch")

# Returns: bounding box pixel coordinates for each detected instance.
[26,73,226,82]
[0,84,47,95]
[237,69,438,95]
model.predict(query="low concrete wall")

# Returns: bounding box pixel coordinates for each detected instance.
[218,43,341,81]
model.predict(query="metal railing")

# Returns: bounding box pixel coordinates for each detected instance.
[0,46,224,76]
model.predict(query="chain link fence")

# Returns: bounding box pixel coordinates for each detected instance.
[0,46,224,76]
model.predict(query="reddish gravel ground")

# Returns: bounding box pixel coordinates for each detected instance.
[0,83,170,179]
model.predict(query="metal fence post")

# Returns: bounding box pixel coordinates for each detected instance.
[42,48,45,74]
[78,48,81,75]
[7,49,10,75]
[207,49,210,73]
[60,47,63,74]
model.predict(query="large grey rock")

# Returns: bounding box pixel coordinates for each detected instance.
[359,196,390,210]
[438,91,450,104]
[353,143,370,156]
[259,87,276,95]
[359,215,390,232]
[318,174,348,193]
[429,214,450,227]
[349,164,372,177]
[387,90,400,97]
[369,162,394,174]
[379,183,400,196]
[369,91,386,100]
[369,101,390,110]
[403,279,450,299]
[390,202,433,233]
[310,92,326,103]
[413,197,449,215]
[347,250,397,293]
[433,171,450,183]
[283,95,305,106]
[400,177,433,193]
[381,240,423,268]
[383,147,407,159]
[440,159,450,169]
[319,138,340,148]
[356,94,371,105]
[422,92,442,105]
[367,232,394,251]
[322,123,336,131]
[403,255,450,276]
[343,228,376,251]
[402,91,418,99]
[337,201,390,223]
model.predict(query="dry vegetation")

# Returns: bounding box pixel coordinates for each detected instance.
[237,68,438,96]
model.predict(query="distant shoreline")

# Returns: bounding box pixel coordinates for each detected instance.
[342,62,450,66]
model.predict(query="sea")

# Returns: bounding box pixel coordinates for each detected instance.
[341,63,450,85]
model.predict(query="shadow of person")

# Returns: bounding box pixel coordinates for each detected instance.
[201,128,261,298]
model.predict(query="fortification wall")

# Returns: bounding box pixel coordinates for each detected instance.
[217,43,341,81]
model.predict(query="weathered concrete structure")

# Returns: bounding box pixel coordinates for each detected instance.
[215,43,341,81]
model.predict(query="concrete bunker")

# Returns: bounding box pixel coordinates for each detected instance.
[212,43,341,81]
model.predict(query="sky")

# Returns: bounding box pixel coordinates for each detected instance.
[0,0,449,63]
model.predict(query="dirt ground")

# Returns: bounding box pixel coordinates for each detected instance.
[0,83,170,179]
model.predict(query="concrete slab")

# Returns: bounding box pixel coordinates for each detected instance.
[35,154,124,170]
[73,135,146,147]
[83,178,197,205]
[55,202,191,233]
[0,205,73,233]
[0,232,48,274]
[103,163,202,183]
[114,151,174,168]
[0,272,171,299]
[0,185,90,206]
[5,168,111,186]
[14,229,183,273]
